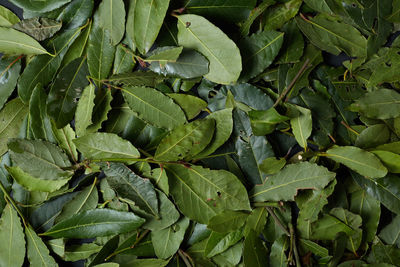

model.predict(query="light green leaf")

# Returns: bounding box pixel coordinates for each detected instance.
[86,87,113,133]
[0,26,50,56]
[155,119,215,161]
[7,166,70,192]
[42,209,145,238]
[151,217,190,259]
[208,211,248,233]
[103,162,159,217]
[259,157,286,175]
[250,162,336,202]
[8,138,72,180]
[349,89,400,119]
[243,207,268,237]
[25,226,57,267]
[0,5,19,26]
[289,105,312,149]
[0,98,28,156]
[13,17,62,41]
[113,44,135,75]
[194,108,233,159]
[51,123,78,162]
[296,14,367,58]
[133,0,170,54]
[47,56,89,129]
[205,229,242,258]
[239,30,284,82]
[122,85,186,130]
[75,84,96,137]
[249,108,289,136]
[64,243,102,262]
[177,14,242,84]
[166,164,250,224]
[96,0,125,45]
[0,204,25,267]
[372,150,400,173]
[0,56,21,110]
[149,168,169,195]
[74,133,140,163]
[167,93,207,120]
[145,46,182,65]
[324,146,387,179]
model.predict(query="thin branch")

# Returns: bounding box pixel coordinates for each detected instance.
[265,207,290,236]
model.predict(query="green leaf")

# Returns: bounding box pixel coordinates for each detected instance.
[8,138,72,180]
[64,243,102,262]
[74,133,140,163]
[25,226,58,267]
[269,236,289,267]
[9,0,71,12]
[134,0,170,54]
[87,24,116,87]
[0,204,25,267]
[379,215,400,247]
[0,98,27,156]
[194,108,233,159]
[149,168,169,195]
[119,259,169,267]
[113,44,135,75]
[51,123,78,162]
[155,119,215,161]
[349,89,400,120]
[289,105,312,149]
[167,93,207,120]
[166,164,250,224]
[185,0,256,23]
[122,86,186,130]
[243,207,268,237]
[18,28,81,103]
[0,56,21,110]
[264,0,302,31]
[177,14,242,84]
[107,71,164,87]
[324,146,387,179]
[0,5,19,26]
[208,211,248,233]
[205,229,242,258]
[276,20,304,64]
[75,84,96,137]
[249,108,289,136]
[62,21,92,66]
[151,217,190,259]
[239,30,284,82]
[7,166,70,192]
[355,124,390,149]
[0,26,50,56]
[42,209,145,238]
[13,17,62,41]
[243,229,268,267]
[96,0,125,45]
[57,0,94,30]
[296,14,367,58]
[103,162,159,217]
[259,157,286,175]
[29,84,54,141]
[145,46,182,65]
[239,0,274,37]
[372,150,400,173]
[86,87,113,133]
[250,162,336,202]
[55,182,98,223]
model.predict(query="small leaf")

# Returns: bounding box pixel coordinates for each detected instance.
[0,56,21,110]
[250,162,336,202]
[73,132,140,163]
[324,146,387,178]
[0,5,19,26]
[0,26,50,55]
[0,204,25,267]
[75,84,96,137]
[51,123,78,162]
[42,209,145,238]
[13,17,62,41]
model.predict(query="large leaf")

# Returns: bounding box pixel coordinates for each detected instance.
[96,0,125,45]
[122,86,186,130]
[185,0,256,23]
[177,14,242,84]
[8,138,73,180]
[0,204,25,267]
[73,133,140,163]
[296,14,367,58]
[166,164,250,224]
[42,209,145,238]
[134,0,170,54]
[238,30,284,81]
[0,56,21,110]
[25,226,58,267]
[151,217,190,259]
[154,119,215,161]
[324,146,387,179]
[47,56,89,128]
[75,84,95,137]
[349,89,400,120]
[0,98,27,156]
[0,27,50,56]
[250,162,336,202]
[18,28,81,103]
[103,162,159,217]
[29,84,54,141]
[13,17,62,41]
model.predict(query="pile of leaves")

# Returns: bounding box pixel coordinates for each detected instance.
[1,0,400,266]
